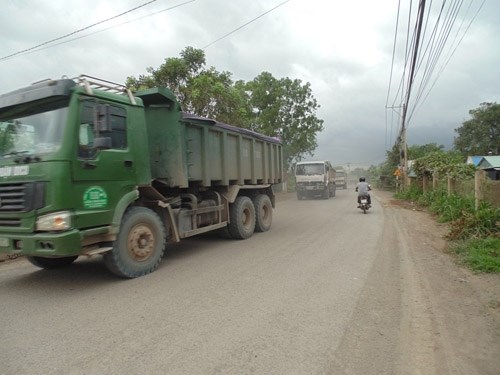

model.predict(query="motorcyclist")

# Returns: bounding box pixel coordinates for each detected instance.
[355,177,372,207]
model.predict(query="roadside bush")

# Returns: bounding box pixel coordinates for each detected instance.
[450,237,500,273]
[447,202,500,240]
[394,186,422,202]
[395,186,500,273]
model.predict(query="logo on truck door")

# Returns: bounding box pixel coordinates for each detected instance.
[83,186,108,209]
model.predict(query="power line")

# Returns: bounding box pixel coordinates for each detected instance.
[0,0,159,61]
[201,0,290,50]
[407,0,486,124]
[385,0,402,108]
[6,0,196,60]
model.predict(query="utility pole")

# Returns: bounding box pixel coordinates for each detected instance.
[400,104,408,190]
[397,0,426,191]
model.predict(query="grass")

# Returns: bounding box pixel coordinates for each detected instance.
[395,186,500,273]
[450,237,500,273]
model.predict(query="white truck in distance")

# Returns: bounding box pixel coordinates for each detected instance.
[334,166,348,189]
[295,160,336,200]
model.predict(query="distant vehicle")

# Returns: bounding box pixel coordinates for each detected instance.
[295,160,336,199]
[334,167,347,189]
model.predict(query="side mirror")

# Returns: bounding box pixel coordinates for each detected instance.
[93,137,112,150]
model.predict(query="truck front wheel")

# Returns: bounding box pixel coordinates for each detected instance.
[253,194,272,232]
[104,207,166,278]
[26,256,78,269]
[228,196,255,239]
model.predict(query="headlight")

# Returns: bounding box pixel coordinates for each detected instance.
[36,211,72,231]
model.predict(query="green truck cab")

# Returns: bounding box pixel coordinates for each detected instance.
[0,75,283,277]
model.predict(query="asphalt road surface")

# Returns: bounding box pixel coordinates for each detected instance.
[1,188,498,374]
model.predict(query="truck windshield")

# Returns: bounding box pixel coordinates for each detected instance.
[296,164,325,175]
[0,106,68,157]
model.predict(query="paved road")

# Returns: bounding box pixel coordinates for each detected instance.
[1,188,497,374]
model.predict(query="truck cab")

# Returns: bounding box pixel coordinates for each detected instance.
[0,76,151,269]
[295,160,336,199]
[334,167,347,189]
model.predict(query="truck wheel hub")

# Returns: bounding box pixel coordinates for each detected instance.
[128,225,154,261]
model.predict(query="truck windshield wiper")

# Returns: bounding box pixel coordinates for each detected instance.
[1,150,40,163]
[1,150,30,157]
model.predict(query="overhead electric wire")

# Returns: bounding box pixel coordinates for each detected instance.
[0,0,159,61]
[390,0,416,110]
[414,0,463,97]
[408,0,467,124]
[385,0,403,149]
[408,0,486,123]
[386,0,403,108]
[201,0,290,49]
[1,0,196,61]
[385,0,485,157]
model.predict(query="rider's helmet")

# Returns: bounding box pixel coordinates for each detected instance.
[359,177,366,182]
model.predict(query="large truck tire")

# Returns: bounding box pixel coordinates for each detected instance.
[104,207,166,278]
[323,186,330,199]
[26,255,78,269]
[253,194,272,232]
[228,196,256,240]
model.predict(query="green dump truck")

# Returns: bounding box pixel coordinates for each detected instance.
[0,75,283,278]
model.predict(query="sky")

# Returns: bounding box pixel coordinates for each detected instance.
[1,0,499,169]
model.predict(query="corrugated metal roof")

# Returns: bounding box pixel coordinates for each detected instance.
[478,156,500,169]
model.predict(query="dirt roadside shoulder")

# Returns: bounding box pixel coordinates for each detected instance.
[374,188,500,374]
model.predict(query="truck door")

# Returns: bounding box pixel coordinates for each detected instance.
[72,100,137,229]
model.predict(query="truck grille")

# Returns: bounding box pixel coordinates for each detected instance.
[0,182,45,212]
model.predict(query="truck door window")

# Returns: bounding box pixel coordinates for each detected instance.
[78,102,127,158]
[109,111,126,149]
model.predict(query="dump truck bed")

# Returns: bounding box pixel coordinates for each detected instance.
[138,88,283,188]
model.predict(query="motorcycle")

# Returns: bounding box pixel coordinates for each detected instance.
[358,195,371,214]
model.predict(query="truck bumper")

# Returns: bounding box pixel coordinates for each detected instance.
[297,185,325,195]
[0,229,83,257]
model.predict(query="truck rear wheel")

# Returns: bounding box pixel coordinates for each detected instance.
[331,184,336,197]
[323,186,330,199]
[253,194,272,232]
[228,196,255,239]
[26,256,78,269]
[104,207,166,278]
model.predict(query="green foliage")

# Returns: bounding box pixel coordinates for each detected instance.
[245,72,324,165]
[0,126,14,153]
[450,237,500,273]
[126,47,324,168]
[454,102,500,156]
[396,185,500,273]
[394,185,423,201]
[428,190,475,223]
[412,150,475,180]
[408,143,444,159]
[447,201,500,240]
[371,143,446,185]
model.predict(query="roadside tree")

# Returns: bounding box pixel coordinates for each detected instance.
[454,102,500,156]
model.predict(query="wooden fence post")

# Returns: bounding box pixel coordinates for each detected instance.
[447,177,456,196]
[432,172,439,190]
[422,175,428,193]
[475,170,486,210]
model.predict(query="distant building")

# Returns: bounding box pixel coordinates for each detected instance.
[466,155,484,166]
[477,156,500,180]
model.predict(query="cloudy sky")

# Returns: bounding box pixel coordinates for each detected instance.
[1,0,498,168]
